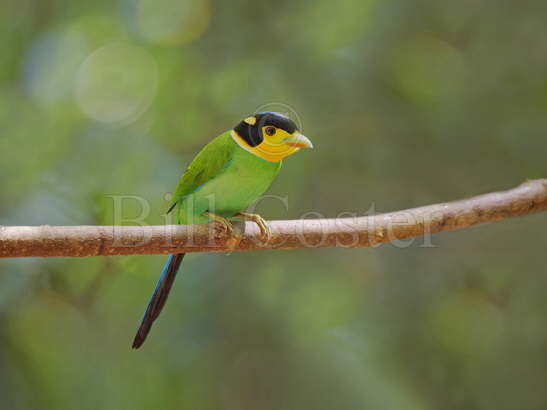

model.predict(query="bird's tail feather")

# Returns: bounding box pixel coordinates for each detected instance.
[132,253,185,349]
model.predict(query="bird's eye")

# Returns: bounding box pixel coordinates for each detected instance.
[265,126,276,136]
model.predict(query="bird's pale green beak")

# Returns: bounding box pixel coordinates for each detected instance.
[284,132,313,149]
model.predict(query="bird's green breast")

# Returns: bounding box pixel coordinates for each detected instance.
[177,133,281,224]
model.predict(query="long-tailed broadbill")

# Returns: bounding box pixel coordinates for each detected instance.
[132,112,313,348]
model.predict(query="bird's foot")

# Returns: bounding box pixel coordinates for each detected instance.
[235,212,271,243]
[202,212,234,237]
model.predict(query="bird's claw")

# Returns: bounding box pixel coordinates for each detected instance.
[236,212,271,243]
[202,212,234,237]
[217,219,234,237]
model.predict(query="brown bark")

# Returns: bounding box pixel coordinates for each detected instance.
[1,180,546,258]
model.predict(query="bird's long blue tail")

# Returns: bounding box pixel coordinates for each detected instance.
[132,253,185,349]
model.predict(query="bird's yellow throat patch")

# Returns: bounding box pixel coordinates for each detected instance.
[231,130,300,163]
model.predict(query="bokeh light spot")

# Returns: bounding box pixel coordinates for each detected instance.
[24,30,88,104]
[391,34,467,105]
[136,0,211,45]
[76,42,158,124]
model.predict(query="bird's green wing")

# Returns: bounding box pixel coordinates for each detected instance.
[168,132,235,213]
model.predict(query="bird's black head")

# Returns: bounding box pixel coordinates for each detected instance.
[231,111,312,162]
[233,112,298,147]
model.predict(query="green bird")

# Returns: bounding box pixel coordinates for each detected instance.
[132,112,313,348]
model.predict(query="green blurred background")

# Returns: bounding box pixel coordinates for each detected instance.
[1,0,546,409]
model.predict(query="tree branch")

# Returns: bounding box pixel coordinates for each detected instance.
[1,179,546,258]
